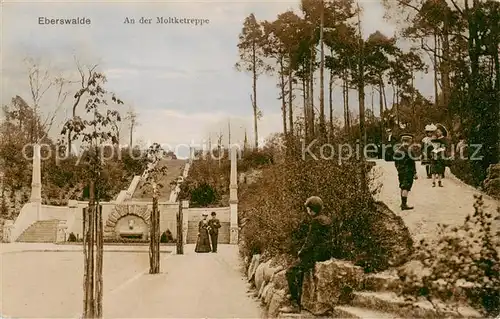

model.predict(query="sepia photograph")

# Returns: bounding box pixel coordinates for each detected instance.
[0,0,499,318]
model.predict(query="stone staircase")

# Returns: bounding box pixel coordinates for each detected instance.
[17,219,60,243]
[334,272,481,318]
[186,221,230,244]
[279,270,482,319]
[132,159,186,200]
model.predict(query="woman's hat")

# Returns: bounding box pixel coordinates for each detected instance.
[425,124,437,132]
[435,124,448,137]
[202,212,208,216]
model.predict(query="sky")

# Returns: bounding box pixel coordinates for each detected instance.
[1,0,433,158]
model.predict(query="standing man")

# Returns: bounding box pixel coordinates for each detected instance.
[280,196,332,314]
[394,133,417,210]
[208,211,221,253]
[384,128,396,161]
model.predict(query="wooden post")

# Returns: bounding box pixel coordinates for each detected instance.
[149,190,160,274]
[82,180,97,318]
[95,204,103,317]
[176,200,183,254]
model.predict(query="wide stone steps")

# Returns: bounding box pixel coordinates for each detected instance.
[17,219,60,243]
[336,270,482,319]
[333,305,398,318]
[132,159,186,200]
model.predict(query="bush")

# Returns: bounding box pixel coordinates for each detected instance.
[238,141,407,272]
[398,195,500,316]
[160,231,168,243]
[451,159,484,188]
[67,232,77,242]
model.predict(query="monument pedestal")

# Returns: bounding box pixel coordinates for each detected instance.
[2,220,14,242]
[229,146,239,245]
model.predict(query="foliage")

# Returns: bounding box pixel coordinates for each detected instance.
[398,196,500,316]
[179,149,274,207]
[237,0,500,188]
[160,230,175,243]
[237,140,410,272]
[483,164,500,200]
[67,232,77,242]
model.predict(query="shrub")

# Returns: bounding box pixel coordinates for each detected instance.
[67,232,77,242]
[238,141,407,272]
[160,231,168,243]
[451,159,483,188]
[398,195,500,317]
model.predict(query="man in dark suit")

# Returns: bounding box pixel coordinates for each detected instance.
[280,196,332,314]
[384,128,396,161]
[207,211,221,253]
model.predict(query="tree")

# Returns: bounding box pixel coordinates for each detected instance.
[62,60,100,155]
[61,68,123,318]
[236,13,267,148]
[125,107,139,148]
[262,11,304,136]
[142,143,168,274]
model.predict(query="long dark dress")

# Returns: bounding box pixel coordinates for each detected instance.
[429,137,447,175]
[195,220,211,253]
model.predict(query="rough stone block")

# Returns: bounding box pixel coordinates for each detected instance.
[301,259,364,315]
[247,254,261,281]
[267,289,287,318]
[255,260,270,292]
[262,283,273,304]
[272,270,288,291]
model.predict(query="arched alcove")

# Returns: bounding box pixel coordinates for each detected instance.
[104,204,150,240]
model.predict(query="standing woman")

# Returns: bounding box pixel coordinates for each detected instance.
[195,213,212,253]
[421,124,437,179]
[430,124,448,187]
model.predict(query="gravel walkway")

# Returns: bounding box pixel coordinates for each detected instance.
[372,159,499,243]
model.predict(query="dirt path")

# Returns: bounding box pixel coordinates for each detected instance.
[372,159,499,243]
[1,243,261,318]
[104,244,262,318]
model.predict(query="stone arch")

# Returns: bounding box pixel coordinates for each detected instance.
[104,204,150,239]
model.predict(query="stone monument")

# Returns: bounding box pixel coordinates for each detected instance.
[229,145,238,244]
[30,143,42,220]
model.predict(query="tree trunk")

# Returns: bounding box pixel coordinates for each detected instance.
[494,46,500,161]
[95,203,103,318]
[319,2,326,141]
[441,12,452,126]
[378,78,384,117]
[343,72,348,133]
[176,200,184,254]
[252,42,258,148]
[344,71,351,133]
[149,189,160,274]
[83,181,95,318]
[371,86,375,117]
[329,70,334,140]
[433,32,439,107]
[304,76,309,141]
[382,81,388,111]
[288,57,294,136]
[309,48,315,138]
[279,58,287,134]
[129,126,133,148]
[396,86,400,125]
